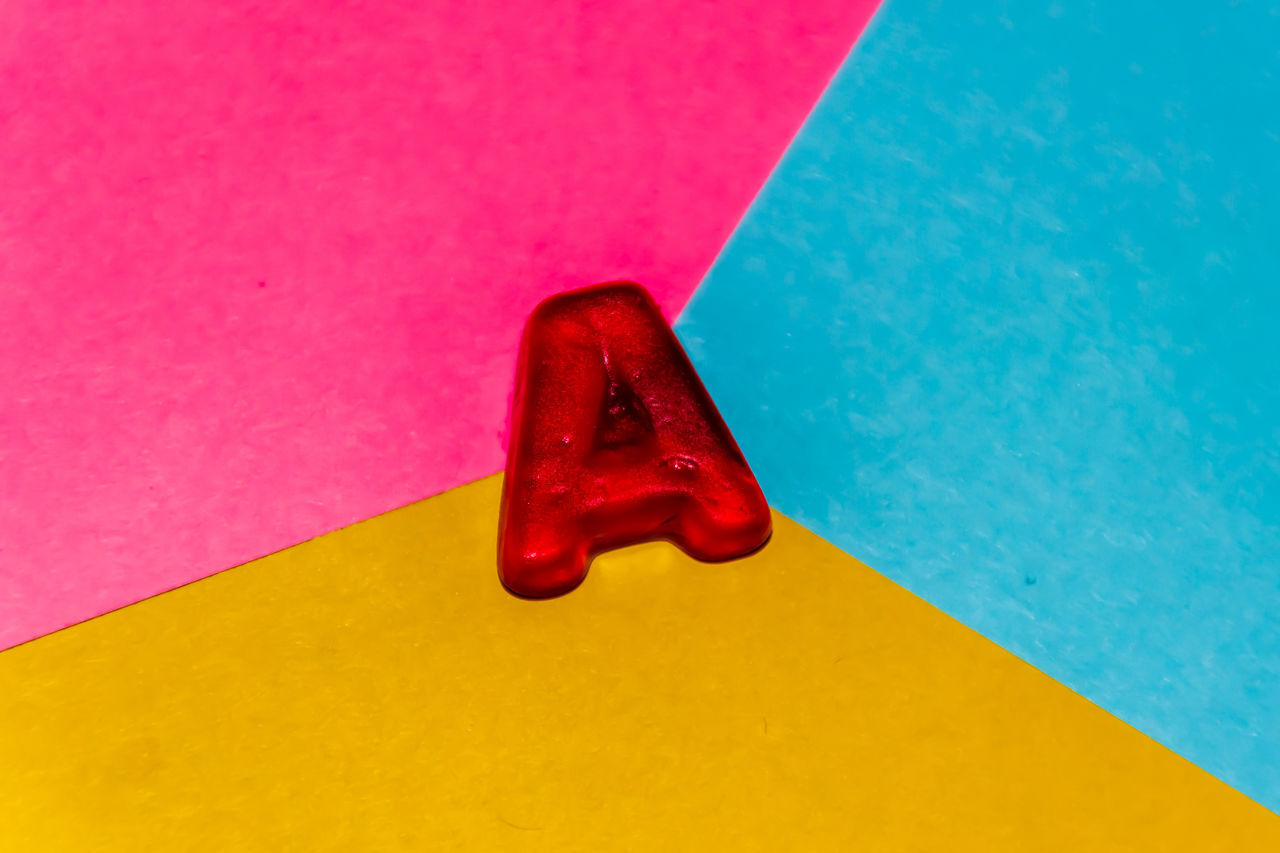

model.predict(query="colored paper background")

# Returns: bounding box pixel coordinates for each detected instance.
[4,475,1277,849]
[0,0,879,649]
[677,0,1280,812]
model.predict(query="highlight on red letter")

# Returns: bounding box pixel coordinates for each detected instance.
[498,281,771,597]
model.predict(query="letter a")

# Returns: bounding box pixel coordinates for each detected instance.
[498,282,772,597]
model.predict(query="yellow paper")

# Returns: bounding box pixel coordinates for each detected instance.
[2,474,1276,850]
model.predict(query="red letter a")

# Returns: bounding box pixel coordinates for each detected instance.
[498,282,771,597]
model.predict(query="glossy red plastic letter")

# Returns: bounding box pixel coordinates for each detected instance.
[498,282,771,597]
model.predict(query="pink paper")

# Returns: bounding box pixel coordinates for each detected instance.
[0,0,879,648]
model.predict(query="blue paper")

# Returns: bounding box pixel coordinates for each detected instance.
[678,0,1280,809]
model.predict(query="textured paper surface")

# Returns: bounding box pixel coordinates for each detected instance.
[3,475,1277,850]
[0,0,879,649]
[677,0,1280,812]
